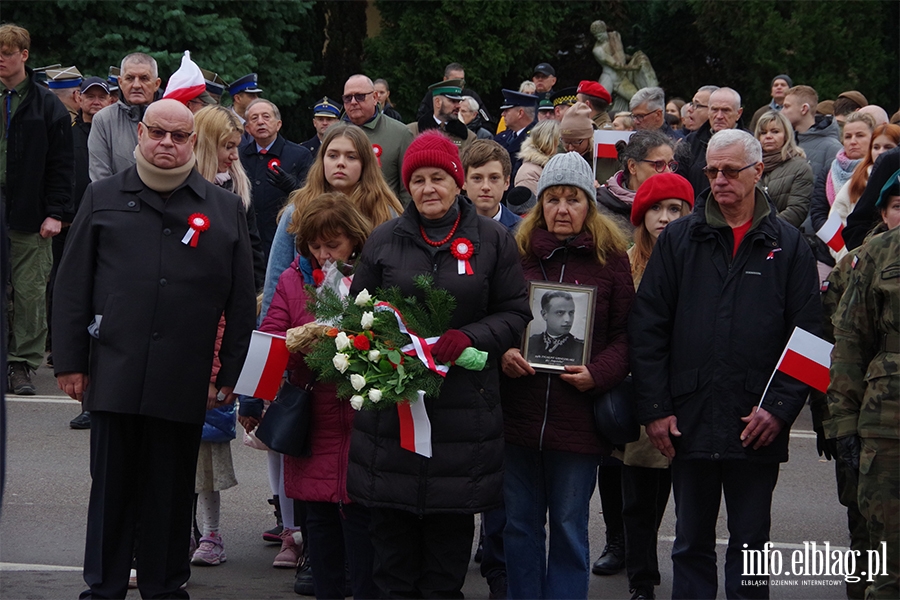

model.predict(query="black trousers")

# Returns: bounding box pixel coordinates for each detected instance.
[368,507,474,599]
[622,465,672,588]
[597,456,624,538]
[305,501,379,599]
[670,459,779,600]
[81,411,202,599]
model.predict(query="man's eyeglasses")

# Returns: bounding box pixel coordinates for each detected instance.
[342,91,373,104]
[640,159,678,173]
[631,109,661,123]
[141,122,193,144]
[702,163,756,180]
[690,101,708,110]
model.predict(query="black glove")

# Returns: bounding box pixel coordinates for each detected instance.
[835,435,861,471]
[814,424,834,460]
[266,164,300,194]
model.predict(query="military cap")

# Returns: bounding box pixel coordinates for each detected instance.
[313,96,342,118]
[551,87,578,107]
[533,63,556,77]
[228,73,262,96]
[201,67,226,97]
[80,76,110,95]
[429,78,464,100]
[576,80,612,104]
[538,99,554,112]
[46,66,83,89]
[499,89,538,110]
[107,66,120,92]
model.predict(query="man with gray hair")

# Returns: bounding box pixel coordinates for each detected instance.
[88,52,161,181]
[630,128,821,599]
[630,86,683,140]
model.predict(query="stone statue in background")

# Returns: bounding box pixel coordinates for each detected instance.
[591,20,659,114]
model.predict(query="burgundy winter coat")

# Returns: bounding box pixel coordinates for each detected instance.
[501,228,635,455]
[259,257,356,504]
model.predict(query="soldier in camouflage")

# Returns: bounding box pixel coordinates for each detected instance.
[825,177,900,600]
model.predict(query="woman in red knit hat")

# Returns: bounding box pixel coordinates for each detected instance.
[621,171,693,600]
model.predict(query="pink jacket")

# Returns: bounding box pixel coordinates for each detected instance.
[259,257,355,504]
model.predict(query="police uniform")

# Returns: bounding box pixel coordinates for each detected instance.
[493,89,537,181]
[227,73,262,146]
[300,96,341,157]
[826,224,900,600]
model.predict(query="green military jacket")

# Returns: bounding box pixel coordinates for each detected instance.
[825,227,900,440]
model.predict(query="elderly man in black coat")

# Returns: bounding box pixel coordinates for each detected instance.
[53,99,257,599]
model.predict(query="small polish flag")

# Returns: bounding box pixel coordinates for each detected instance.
[594,130,634,159]
[163,51,207,105]
[816,212,845,254]
[774,327,833,393]
[234,331,290,400]
[397,391,432,458]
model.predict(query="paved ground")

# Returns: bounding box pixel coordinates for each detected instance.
[0,360,851,599]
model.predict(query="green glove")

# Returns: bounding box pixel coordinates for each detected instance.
[454,347,488,371]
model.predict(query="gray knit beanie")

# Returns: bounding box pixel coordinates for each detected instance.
[536,151,596,202]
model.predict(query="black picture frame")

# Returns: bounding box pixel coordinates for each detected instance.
[522,281,596,373]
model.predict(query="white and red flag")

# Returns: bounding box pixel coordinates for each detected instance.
[397,391,433,458]
[775,327,833,393]
[816,212,845,254]
[234,331,290,400]
[163,51,206,104]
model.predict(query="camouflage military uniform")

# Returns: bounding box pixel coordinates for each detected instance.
[817,227,887,599]
[826,226,900,600]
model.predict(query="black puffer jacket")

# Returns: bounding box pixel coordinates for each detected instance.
[348,196,531,515]
[5,67,73,232]
[629,188,823,462]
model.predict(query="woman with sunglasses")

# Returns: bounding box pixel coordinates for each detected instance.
[597,130,677,237]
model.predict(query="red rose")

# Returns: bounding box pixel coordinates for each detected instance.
[353,335,371,351]
[312,269,325,286]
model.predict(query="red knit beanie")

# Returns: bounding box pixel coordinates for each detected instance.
[630,173,695,226]
[402,131,465,192]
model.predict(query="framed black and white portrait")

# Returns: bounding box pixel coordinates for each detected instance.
[522,281,596,373]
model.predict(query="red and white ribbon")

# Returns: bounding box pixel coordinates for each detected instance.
[182,213,210,247]
[397,391,431,457]
[450,237,474,276]
[373,301,448,376]
[339,276,353,299]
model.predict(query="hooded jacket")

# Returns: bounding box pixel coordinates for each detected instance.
[629,188,823,462]
[796,115,842,180]
[502,228,634,455]
[347,196,531,515]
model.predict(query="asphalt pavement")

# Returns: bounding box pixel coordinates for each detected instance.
[0,359,850,599]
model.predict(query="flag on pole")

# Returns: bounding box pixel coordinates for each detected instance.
[234,331,290,400]
[816,212,845,254]
[774,327,833,393]
[163,51,206,104]
[397,391,432,458]
[594,130,634,159]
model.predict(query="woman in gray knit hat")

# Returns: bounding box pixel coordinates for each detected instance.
[501,151,635,599]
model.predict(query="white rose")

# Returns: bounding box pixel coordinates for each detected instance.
[368,349,381,362]
[349,395,365,410]
[368,388,382,403]
[355,289,372,306]
[332,353,350,374]
[334,331,351,351]
[361,311,374,330]
[350,373,366,391]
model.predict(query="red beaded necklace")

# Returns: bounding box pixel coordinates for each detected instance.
[419,210,461,247]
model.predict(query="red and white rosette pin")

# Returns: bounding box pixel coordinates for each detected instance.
[450,237,474,275]
[267,157,281,171]
[182,213,210,247]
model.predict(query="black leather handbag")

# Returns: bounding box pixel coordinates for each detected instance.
[593,375,640,446]
[255,380,313,457]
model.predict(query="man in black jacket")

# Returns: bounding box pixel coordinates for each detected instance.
[54,99,256,598]
[630,129,822,599]
[240,98,312,258]
[0,24,74,395]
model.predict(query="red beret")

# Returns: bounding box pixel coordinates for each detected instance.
[576,80,611,104]
[631,173,695,226]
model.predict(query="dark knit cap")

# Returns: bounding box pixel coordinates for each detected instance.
[772,74,793,88]
[402,131,465,192]
[630,173,695,226]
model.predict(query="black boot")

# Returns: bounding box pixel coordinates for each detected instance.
[591,532,625,576]
[70,411,91,429]
[294,544,314,596]
[264,496,283,543]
